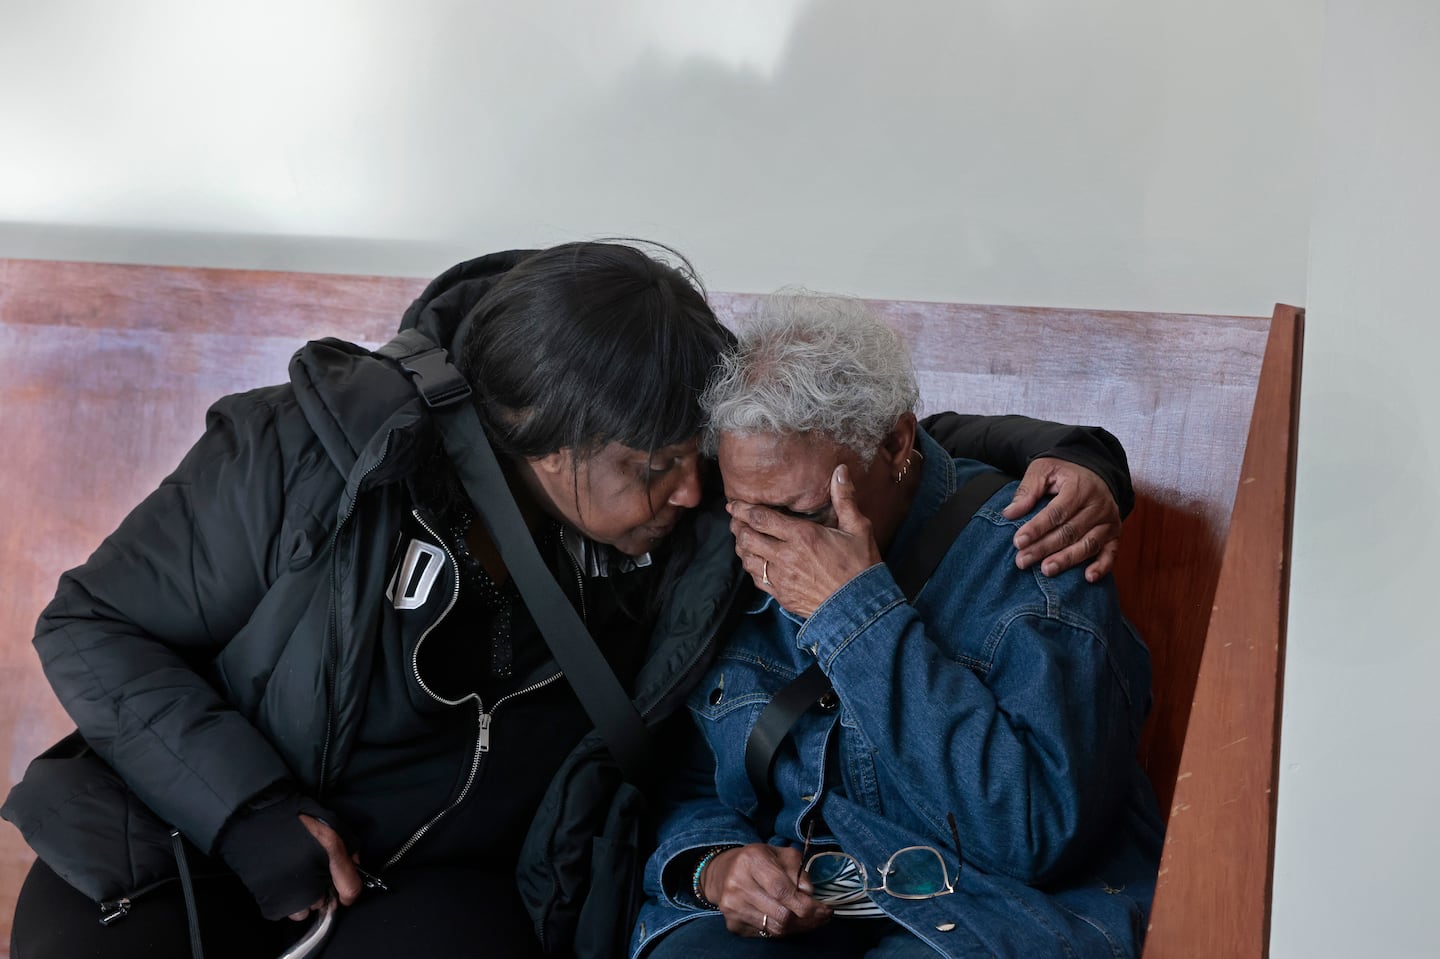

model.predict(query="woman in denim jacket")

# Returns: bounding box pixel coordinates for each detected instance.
[632,294,1165,958]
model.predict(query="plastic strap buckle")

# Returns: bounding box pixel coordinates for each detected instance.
[398,347,472,408]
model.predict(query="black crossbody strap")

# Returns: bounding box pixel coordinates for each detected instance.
[742,469,1011,817]
[888,469,1013,597]
[380,332,654,783]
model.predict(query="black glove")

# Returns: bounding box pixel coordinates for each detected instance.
[215,787,344,921]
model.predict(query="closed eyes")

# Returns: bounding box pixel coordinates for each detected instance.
[773,503,832,524]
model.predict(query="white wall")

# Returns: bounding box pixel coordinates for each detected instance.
[9,1,1434,956]
[0,0,1316,314]
[1270,3,1440,956]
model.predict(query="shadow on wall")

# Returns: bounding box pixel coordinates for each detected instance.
[2,1,1314,314]
[457,0,1312,312]
[0,221,450,278]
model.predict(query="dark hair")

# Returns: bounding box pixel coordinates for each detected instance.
[455,241,733,462]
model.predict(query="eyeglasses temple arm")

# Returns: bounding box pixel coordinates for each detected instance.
[946,811,962,880]
[794,818,814,888]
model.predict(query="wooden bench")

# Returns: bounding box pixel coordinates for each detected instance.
[0,258,1301,957]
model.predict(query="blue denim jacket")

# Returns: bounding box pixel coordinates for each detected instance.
[633,429,1165,958]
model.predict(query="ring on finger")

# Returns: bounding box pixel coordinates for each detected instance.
[761,559,771,587]
[759,914,771,938]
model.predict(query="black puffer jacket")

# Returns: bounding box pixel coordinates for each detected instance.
[9,253,526,845]
[1,251,735,923]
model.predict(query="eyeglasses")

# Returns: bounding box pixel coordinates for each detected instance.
[798,813,962,915]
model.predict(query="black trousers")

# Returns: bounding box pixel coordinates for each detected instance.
[11,859,543,959]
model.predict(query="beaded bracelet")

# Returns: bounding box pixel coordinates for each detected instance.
[691,846,733,909]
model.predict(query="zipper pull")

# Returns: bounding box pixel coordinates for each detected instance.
[356,865,389,892]
[99,898,132,925]
[478,711,492,752]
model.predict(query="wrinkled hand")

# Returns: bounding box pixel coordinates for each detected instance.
[701,844,831,938]
[287,814,363,922]
[1002,457,1122,582]
[728,465,881,618]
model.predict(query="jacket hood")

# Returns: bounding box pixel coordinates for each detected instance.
[287,249,536,491]
[397,248,535,354]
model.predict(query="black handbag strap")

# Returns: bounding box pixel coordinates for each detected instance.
[742,468,1010,821]
[379,331,654,783]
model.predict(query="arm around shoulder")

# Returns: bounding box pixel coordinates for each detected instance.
[921,411,1134,517]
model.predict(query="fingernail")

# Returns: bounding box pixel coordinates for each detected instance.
[1015,552,1030,569]
[1014,533,1030,548]
[835,465,849,484]
[1042,561,1057,576]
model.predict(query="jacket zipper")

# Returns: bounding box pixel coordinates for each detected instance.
[96,867,222,925]
[381,509,568,871]
[404,508,462,706]
[99,897,133,925]
[564,544,588,623]
[382,670,563,871]
[318,434,393,799]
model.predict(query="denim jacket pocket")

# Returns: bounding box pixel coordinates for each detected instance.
[688,654,796,814]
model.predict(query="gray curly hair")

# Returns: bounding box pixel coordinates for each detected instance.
[701,291,919,462]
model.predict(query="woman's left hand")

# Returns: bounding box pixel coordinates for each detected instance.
[1002,457,1122,582]
[728,465,880,618]
[700,844,831,938]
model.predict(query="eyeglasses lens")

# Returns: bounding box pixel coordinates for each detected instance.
[883,847,949,898]
[806,851,862,887]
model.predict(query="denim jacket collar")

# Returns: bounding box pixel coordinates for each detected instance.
[884,427,957,567]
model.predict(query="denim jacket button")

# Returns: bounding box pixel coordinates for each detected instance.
[818,690,839,710]
[708,673,725,705]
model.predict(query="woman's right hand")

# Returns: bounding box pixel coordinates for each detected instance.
[287,814,363,921]
[1004,456,1122,581]
[728,465,882,619]
[701,844,832,938]
[216,793,361,921]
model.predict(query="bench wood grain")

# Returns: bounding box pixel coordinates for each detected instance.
[0,258,1300,957]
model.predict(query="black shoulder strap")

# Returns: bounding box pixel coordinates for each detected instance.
[742,468,1010,819]
[379,332,655,783]
[888,469,1012,597]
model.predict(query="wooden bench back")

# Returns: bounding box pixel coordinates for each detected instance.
[0,259,1300,957]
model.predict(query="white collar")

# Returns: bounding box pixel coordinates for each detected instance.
[559,525,653,577]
